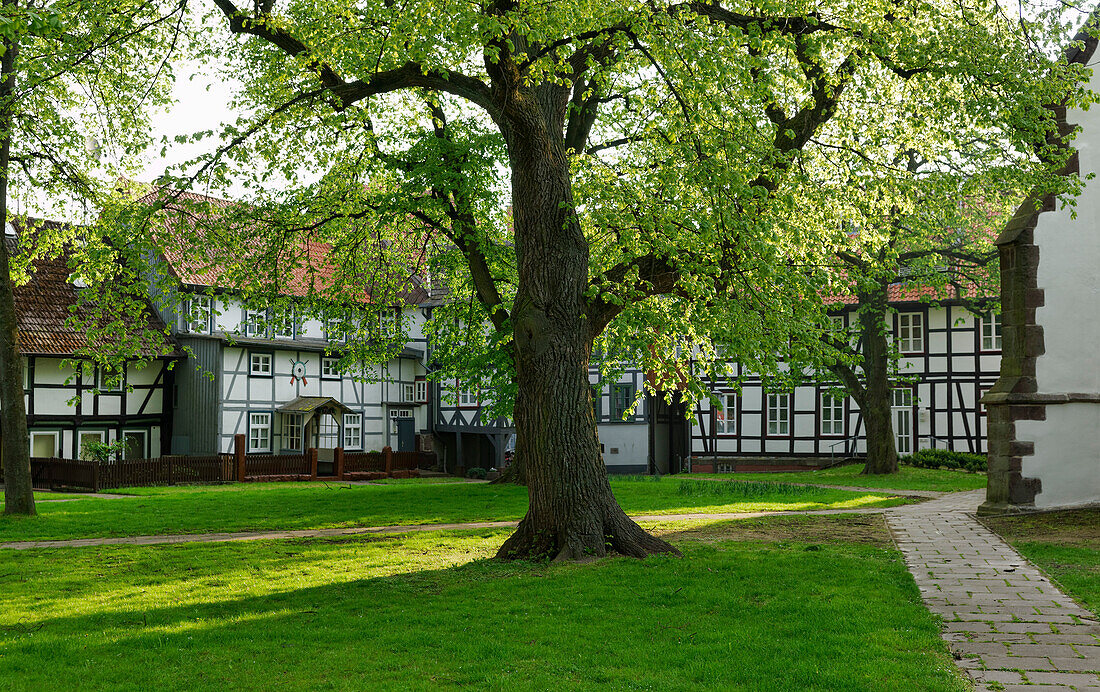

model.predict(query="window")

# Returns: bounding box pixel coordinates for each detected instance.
[380,310,400,339]
[185,295,212,334]
[343,413,362,449]
[97,367,121,392]
[30,432,58,458]
[402,383,415,403]
[892,388,913,408]
[248,413,271,452]
[897,313,924,353]
[981,312,1002,351]
[767,393,790,435]
[458,387,478,407]
[821,394,844,436]
[122,430,147,460]
[715,393,736,435]
[612,384,634,420]
[415,378,428,403]
[244,309,267,338]
[283,414,303,451]
[272,306,295,339]
[388,408,413,419]
[249,352,272,377]
[78,431,105,460]
[325,317,346,343]
[321,357,341,379]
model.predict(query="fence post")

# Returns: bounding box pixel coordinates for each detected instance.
[334,447,345,480]
[234,434,246,483]
[92,460,100,493]
[308,448,318,480]
[383,446,393,477]
[167,456,174,486]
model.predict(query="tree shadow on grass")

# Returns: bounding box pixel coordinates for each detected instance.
[2,531,967,691]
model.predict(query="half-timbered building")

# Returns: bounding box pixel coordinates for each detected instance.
[141,191,439,459]
[2,220,180,461]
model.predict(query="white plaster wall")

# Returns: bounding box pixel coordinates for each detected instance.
[1019,403,1100,509]
[597,423,647,469]
[1033,80,1100,394]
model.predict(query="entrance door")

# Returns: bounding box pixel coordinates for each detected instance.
[396,418,415,452]
[892,389,913,455]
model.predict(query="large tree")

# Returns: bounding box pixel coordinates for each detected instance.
[819,169,1010,475]
[0,0,183,514]
[172,0,1085,560]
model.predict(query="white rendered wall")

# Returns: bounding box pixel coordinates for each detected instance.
[1013,66,1100,508]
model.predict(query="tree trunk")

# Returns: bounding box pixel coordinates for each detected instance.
[494,89,678,561]
[858,289,899,475]
[0,0,34,514]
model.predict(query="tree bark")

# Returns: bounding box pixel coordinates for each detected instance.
[494,86,678,561]
[858,288,899,475]
[0,0,34,514]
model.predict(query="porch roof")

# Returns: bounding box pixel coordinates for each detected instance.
[276,396,353,416]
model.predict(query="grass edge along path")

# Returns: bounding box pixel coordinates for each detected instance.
[0,520,970,691]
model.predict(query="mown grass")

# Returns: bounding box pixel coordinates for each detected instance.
[0,478,910,543]
[982,508,1100,614]
[681,463,987,492]
[0,521,968,691]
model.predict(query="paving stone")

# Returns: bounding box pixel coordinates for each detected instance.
[885,489,1100,689]
[967,669,1025,684]
[1049,657,1100,672]
[1000,686,1083,692]
[980,655,1056,670]
[1008,643,1080,658]
[1027,671,1100,686]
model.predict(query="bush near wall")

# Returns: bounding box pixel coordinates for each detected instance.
[900,449,987,473]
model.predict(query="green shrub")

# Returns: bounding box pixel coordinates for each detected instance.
[900,449,987,473]
[465,467,488,480]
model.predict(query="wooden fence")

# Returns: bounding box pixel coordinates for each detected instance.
[11,440,436,491]
[23,455,233,491]
[242,453,310,478]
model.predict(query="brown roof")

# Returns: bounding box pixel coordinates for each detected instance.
[134,188,435,306]
[7,219,180,358]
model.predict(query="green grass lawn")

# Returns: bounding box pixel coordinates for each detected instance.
[982,508,1100,614]
[0,518,968,691]
[0,478,910,543]
[681,463,988,492]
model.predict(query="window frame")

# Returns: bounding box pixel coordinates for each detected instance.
[980,312,1003,352]
[78,430,106,460]
[402,383,415,403]
[896,312,925,354]
[766,392,791,437]
[414,377,428,403]
[249,351,274,378]
[97,365,122,393]
[343,413,362,449]
[121,429,148,460]
[714,392,736,436]
[820,393,845,437]
[283,413,303,452]
[244,308,268,339]
[272,306,296,340]
[457,384,478,409]
[611,383,635,421]
[320,356,341,380]
[185,294,213,334]
[248,412,272,453]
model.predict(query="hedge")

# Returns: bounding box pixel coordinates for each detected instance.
[899,448,987,473]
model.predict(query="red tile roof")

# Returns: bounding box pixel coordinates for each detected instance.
[7,219,180,358]
[134,188,434,305]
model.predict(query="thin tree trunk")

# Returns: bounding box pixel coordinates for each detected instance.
[858,288,898,475]
[495,89,677,561]
[0,0,34,514]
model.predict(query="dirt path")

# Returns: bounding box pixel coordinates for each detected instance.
[0,506,897,550]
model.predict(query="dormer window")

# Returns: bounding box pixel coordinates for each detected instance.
[185,295,212,334]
